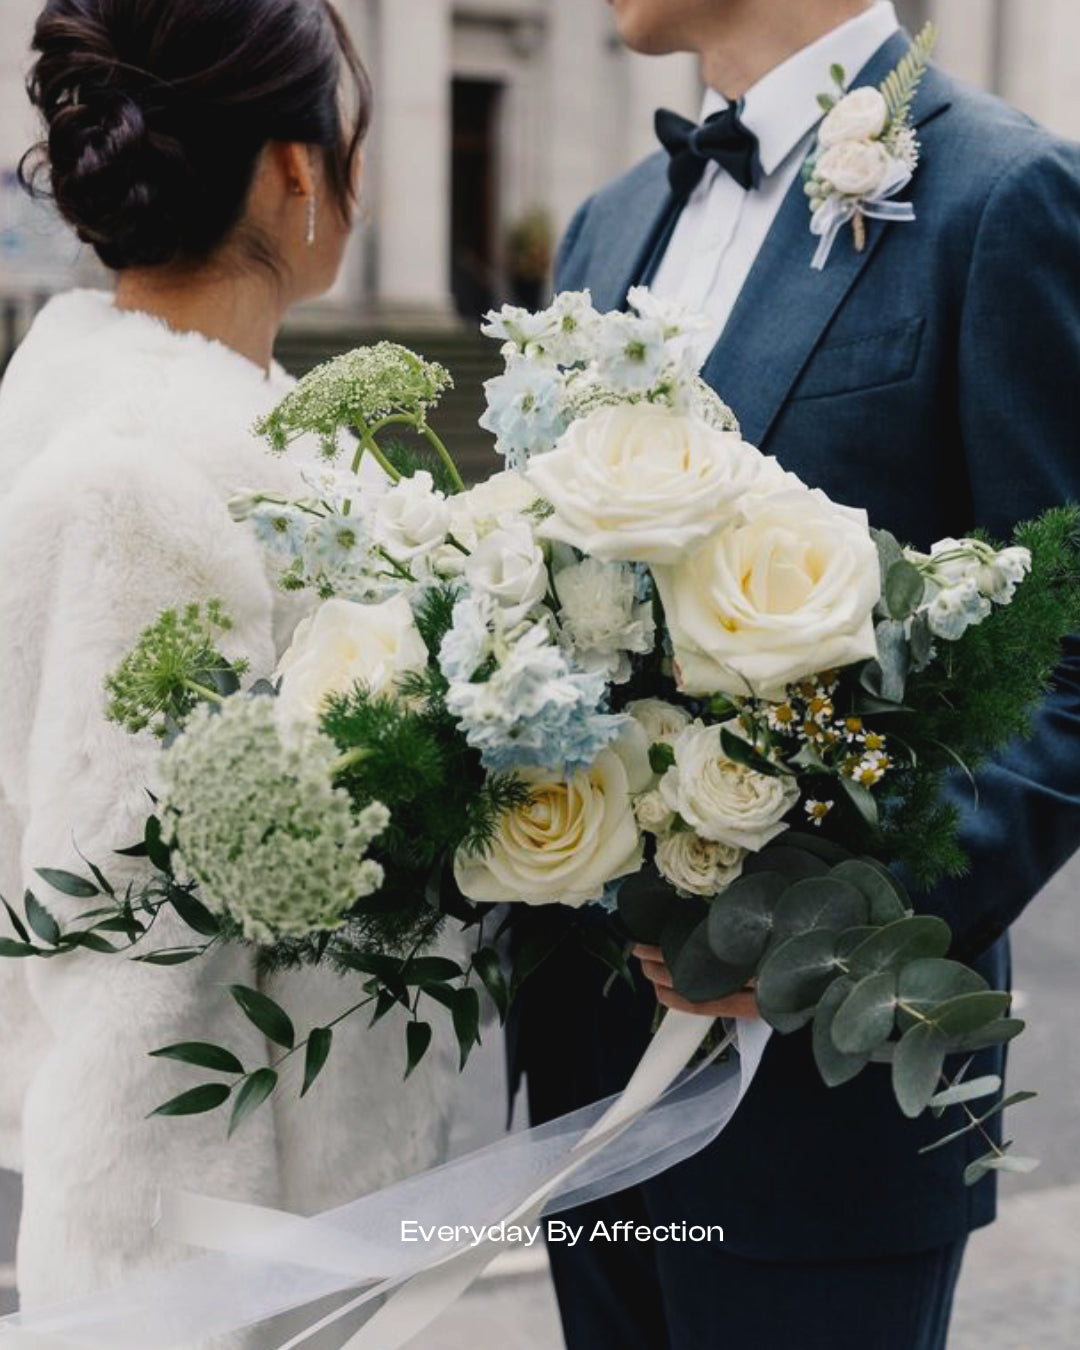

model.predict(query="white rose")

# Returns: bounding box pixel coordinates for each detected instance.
[457,470,540,536]
[659,720,799,852]
[276,595,429,722]
[454,727,651,906]
[627,698,692,747]
[634,789,676,835]
[527,404,765,565]
[818,87,889,146]
[816,139,892,198]
[373,471,451,563]
[655,832,746,899]
[653,487,881,700]
[463,519,548,625]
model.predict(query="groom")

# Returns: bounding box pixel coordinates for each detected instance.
[510,2,1080,1347]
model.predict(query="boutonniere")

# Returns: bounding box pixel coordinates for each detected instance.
[803,23,937,270]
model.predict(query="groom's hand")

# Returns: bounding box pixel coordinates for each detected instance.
[632,945,761,1019]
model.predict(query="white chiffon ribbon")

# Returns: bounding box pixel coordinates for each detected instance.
[0,1013,771,1349]
[810,158,916,270]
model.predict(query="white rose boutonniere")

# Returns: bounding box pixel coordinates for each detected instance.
[276,595,429,723]
[526,403,765,566]
[652,486,881,701]
[804,24,937,269]
[454,725,653,906]
[659,720,800,852]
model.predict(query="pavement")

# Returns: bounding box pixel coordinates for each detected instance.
[3,856,1078,1346]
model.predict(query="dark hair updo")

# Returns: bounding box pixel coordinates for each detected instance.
[20,0,372,271]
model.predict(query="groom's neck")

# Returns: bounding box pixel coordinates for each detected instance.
[699,0,872,100]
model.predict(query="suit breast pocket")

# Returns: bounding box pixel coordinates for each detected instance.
[790,316,926,401]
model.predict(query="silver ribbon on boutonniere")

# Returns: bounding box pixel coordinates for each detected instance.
[804,23,937,271]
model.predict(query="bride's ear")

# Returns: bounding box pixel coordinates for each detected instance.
[267,141,318,203]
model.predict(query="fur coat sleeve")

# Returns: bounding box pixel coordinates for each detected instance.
[0,293,459,1313]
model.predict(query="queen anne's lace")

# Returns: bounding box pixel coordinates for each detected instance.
[160,698,388,942]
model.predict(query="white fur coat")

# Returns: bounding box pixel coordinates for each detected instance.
[0,291,459,1321]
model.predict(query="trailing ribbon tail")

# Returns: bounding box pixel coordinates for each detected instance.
[0,1015,771,1349]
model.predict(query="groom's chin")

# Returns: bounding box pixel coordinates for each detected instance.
[607,0,690,55]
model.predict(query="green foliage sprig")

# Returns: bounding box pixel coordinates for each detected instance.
[880,22,938,131]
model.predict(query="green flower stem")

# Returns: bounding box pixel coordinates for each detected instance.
[350,422,403,484]
[182,679,225,706]
[330,746,373,778]
[358,413,466,495]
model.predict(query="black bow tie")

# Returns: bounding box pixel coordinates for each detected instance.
[655,105,761,199]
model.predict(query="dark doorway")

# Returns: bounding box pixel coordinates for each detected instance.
[451,79,501,318]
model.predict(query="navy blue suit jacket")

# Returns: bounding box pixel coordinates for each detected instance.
[511,34,1080,1260]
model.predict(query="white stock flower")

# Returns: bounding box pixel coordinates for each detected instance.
[655,831,746,899]
[627,699,692,747]
[818,87,889,147]
[653,487,881,700]
[659,720,799,852]
[276,595,429,722]
[924,578,992,641]
[373,471,451,563]
[454,726,652,906]
[555,557,656,683]
[816,139,893,198]
[527,404,764,565]
[463,518,548,625]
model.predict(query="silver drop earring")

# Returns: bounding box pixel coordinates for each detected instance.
[305,195,317,248]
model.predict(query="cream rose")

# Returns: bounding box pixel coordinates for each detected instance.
[655,832,746,899]
[526,404,764,565]
[652,487,881,700]
[463,519,548,625]
[627,698,692,747]
[816,139,892,198]
[660,720,799,851]
[454,728,651,906]
[456,470,540,536]
[818,87,889,146]
[276,595,428,722]
[634,789,676,836]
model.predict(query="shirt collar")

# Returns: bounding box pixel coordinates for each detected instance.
[701,1,900,177]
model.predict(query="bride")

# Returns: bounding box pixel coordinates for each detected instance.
[0,0,457,1322]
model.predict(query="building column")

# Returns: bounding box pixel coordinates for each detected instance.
[371,0,455,324]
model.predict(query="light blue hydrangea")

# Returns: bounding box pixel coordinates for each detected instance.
[439,601,626,773]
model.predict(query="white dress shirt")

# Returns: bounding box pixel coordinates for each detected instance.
[651,1,900,364]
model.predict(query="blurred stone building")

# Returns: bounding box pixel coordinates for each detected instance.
[3,0,1080,329]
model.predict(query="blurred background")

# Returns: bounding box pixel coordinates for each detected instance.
[2,0,1079,1344]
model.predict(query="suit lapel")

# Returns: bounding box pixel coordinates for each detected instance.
[701,34,953,447]
[586,155,673,312]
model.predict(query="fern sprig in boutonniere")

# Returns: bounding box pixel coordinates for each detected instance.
[803,23,937,270]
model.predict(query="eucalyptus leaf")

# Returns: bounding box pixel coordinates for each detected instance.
[229,1069,278,1137]
[920,991,1012,1040]
[775,831,853,866]
[812,977,871,1087]
[743,848,828,882]
[661,900,709,975]
[949,1016,1025,1052]
[617,868,677,946]
[671,918,748,1003]
[835,926,878,960]
[896,958,988,1030]
[909,611,934,670]
[757,930,840,1022]
[706,872,787,967]
[846,916,952,979]
[229,985,295,1050]
[892,1021,948,1118]
[771,877,869,948]
[928,1075,1002,1109]
[831,971,898,1054]
[150,1082,232,1119]
[405,1021,433,1078]
[830,859,907,924]
[302,1027,334,1097]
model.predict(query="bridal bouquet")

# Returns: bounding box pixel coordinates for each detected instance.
[5,291,1079,1181]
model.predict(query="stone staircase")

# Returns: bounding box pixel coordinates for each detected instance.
[274,324,504,484]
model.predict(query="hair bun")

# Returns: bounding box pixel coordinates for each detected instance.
[46,86,188,269]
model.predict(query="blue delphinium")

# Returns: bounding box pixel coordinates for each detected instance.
[479,358,570,470]
[439,596,626,773]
